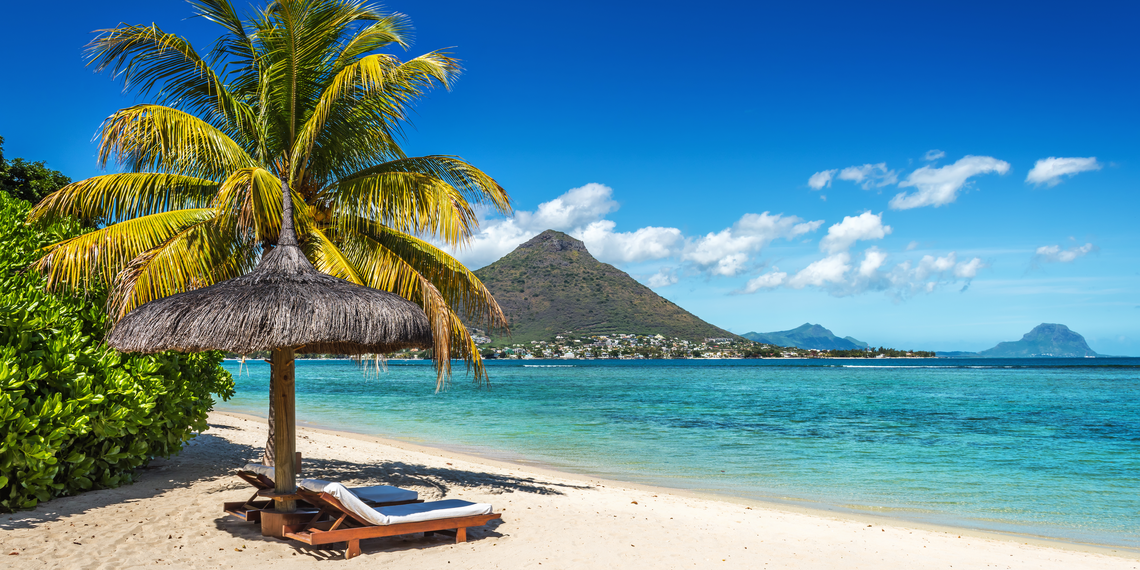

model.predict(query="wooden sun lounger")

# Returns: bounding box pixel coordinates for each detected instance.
[283,489,501,559]
[223,453,307,523]
[223,454,423,525]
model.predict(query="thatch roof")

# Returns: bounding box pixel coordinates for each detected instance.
[105,183,432,355]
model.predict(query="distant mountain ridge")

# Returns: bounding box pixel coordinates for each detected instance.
[474,230,737,344]
[938,323,1101,357]
[742,323,869,350]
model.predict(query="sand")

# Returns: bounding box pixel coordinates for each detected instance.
[1,412,1136,569]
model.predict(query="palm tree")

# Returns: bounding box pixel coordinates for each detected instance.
[28,0,510,387]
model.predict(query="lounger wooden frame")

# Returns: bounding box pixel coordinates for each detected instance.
[224,469,315,523]
[282,489,501,559]
[222,455,420,523]
[223,453,306,523]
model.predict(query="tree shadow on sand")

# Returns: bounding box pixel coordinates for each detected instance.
[3,418,586,559]
[207,426,588,558]
[296,456,589,498]
[194,420,592,499]
[0,432,260,531]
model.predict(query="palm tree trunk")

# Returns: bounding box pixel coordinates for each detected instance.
[268,177,299,511]
[263,369,276,466]
[263,177,297,467]
[270,346,297,512]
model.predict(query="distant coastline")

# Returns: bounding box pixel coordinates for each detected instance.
[222,355,1131,362]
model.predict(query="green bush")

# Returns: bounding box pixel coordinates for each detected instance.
[0,191,234,511]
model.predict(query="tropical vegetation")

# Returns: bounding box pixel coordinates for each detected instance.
[0,189,234,512]
[0,136,72,205]
[27,0,511,383]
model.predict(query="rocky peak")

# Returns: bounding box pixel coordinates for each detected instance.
[1022,323,1081,342]
[518,230,588,253]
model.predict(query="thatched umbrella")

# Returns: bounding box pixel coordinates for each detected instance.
[106,180,433,512]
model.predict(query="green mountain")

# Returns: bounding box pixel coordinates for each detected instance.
[474,230,736,343]
[742,323,869,350]
[977,323,1100,357]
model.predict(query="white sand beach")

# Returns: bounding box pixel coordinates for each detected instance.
[1,412,1135,570]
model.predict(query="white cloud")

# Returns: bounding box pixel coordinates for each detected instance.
[924,149,946,161]
[740,243,984,299]
[890,155,1010,209]
[905,240,919,251]
[954,257,984,278]
[818,211,892,254]
[808,169,837,190]
[884,252,986,296]
[451,184,822,283]
[449,183,630,268]
[682,212,823,277]
[788,253,852,288]
[1025,157,1101,187]
[1034,243,1096,263]
[682,230,755,276]
[872,254,984,298]
[914,252,959,279]
[449,216,534,268]
[645,267,678,288]
[737,212,824,239]
[456,182,994,304]
[576,221,683,264]
[859,247,888,277]
[515,182,618,229]
[837,163,899,189]
[740,270,787,293]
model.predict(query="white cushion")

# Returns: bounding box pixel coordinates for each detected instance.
[321,482,491,526]
[298,478,333,491]
[242,463,275,478]
[352,486,419,504]
[298,478,418,504]
[370,500,494,525]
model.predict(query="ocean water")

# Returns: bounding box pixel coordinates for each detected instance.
[216,358,1140,548]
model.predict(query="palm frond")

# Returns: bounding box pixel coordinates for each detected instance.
[291,51,403,181]
[190,0,256,67]
[213,167,313,245]
[87,23,256,139]
[28,173,219,226]
[191,0,263,106]
[331,156,509,245]
[33,209,218,291]
[291,51,459,181]
[342,221,508,331]
[301,96,408,183]
[336,223,504,382]
[98,104,258,180]
[257,0,375,147]
[301,226,364,284]
[347,155,508,212]
[107,219,254,319]
[331,12,411,68]
[332,171,476,246]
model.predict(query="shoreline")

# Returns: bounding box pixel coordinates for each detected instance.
[223,356,1138,362]
[213,410,1139,558]
[3,411,1135,569]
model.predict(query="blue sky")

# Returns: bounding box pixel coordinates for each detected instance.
[1,0,1137,354]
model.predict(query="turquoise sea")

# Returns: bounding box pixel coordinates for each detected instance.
[216,358,1140,548]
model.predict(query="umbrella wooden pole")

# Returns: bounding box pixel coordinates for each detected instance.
[271,346,297,512]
